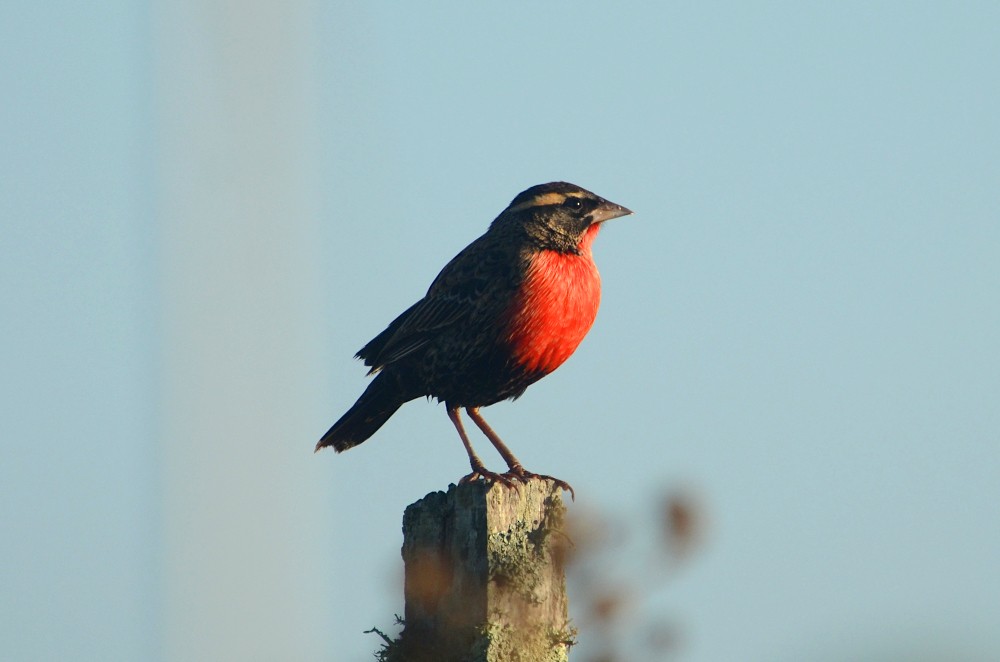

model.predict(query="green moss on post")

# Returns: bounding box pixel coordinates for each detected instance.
[384,478,573,662]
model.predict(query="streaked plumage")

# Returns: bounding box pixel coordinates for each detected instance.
[317,182,632,496]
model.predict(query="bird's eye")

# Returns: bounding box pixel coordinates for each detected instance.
[563,197,584,210]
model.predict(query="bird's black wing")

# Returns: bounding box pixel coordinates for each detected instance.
[356,295,467,373]
[356,234,510,373]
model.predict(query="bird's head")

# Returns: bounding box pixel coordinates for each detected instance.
[493,182,633,254]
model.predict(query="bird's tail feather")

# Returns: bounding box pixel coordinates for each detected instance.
[316,374,405,452]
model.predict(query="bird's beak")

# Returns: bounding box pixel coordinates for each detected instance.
[591,199,633,224]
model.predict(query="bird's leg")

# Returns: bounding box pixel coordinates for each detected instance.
[464,407,525,470]
[447,407,514,488]
[465,407,575,500]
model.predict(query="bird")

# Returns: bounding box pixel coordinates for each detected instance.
[317,182,632,497]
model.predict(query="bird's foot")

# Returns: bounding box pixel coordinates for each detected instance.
[460,466,517,490]
[504,465,575,501]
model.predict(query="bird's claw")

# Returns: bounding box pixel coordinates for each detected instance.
[460,465,575,500]
[460,467,517,489]
[504,465,575,501]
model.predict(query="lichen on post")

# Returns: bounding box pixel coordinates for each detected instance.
[379,478,573,662]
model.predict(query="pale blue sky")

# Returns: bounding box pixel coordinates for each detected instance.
[2,2,999,661]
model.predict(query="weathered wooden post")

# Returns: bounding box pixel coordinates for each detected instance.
[378,477,573,661]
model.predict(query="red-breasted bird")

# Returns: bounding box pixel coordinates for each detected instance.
[317,182,632,496]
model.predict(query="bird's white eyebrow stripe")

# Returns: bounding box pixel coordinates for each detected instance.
[507,191,583,213]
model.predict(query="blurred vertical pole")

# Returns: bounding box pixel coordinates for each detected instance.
[153,1,331,659]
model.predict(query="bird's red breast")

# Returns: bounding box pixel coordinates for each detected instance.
[503,223,603,375]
